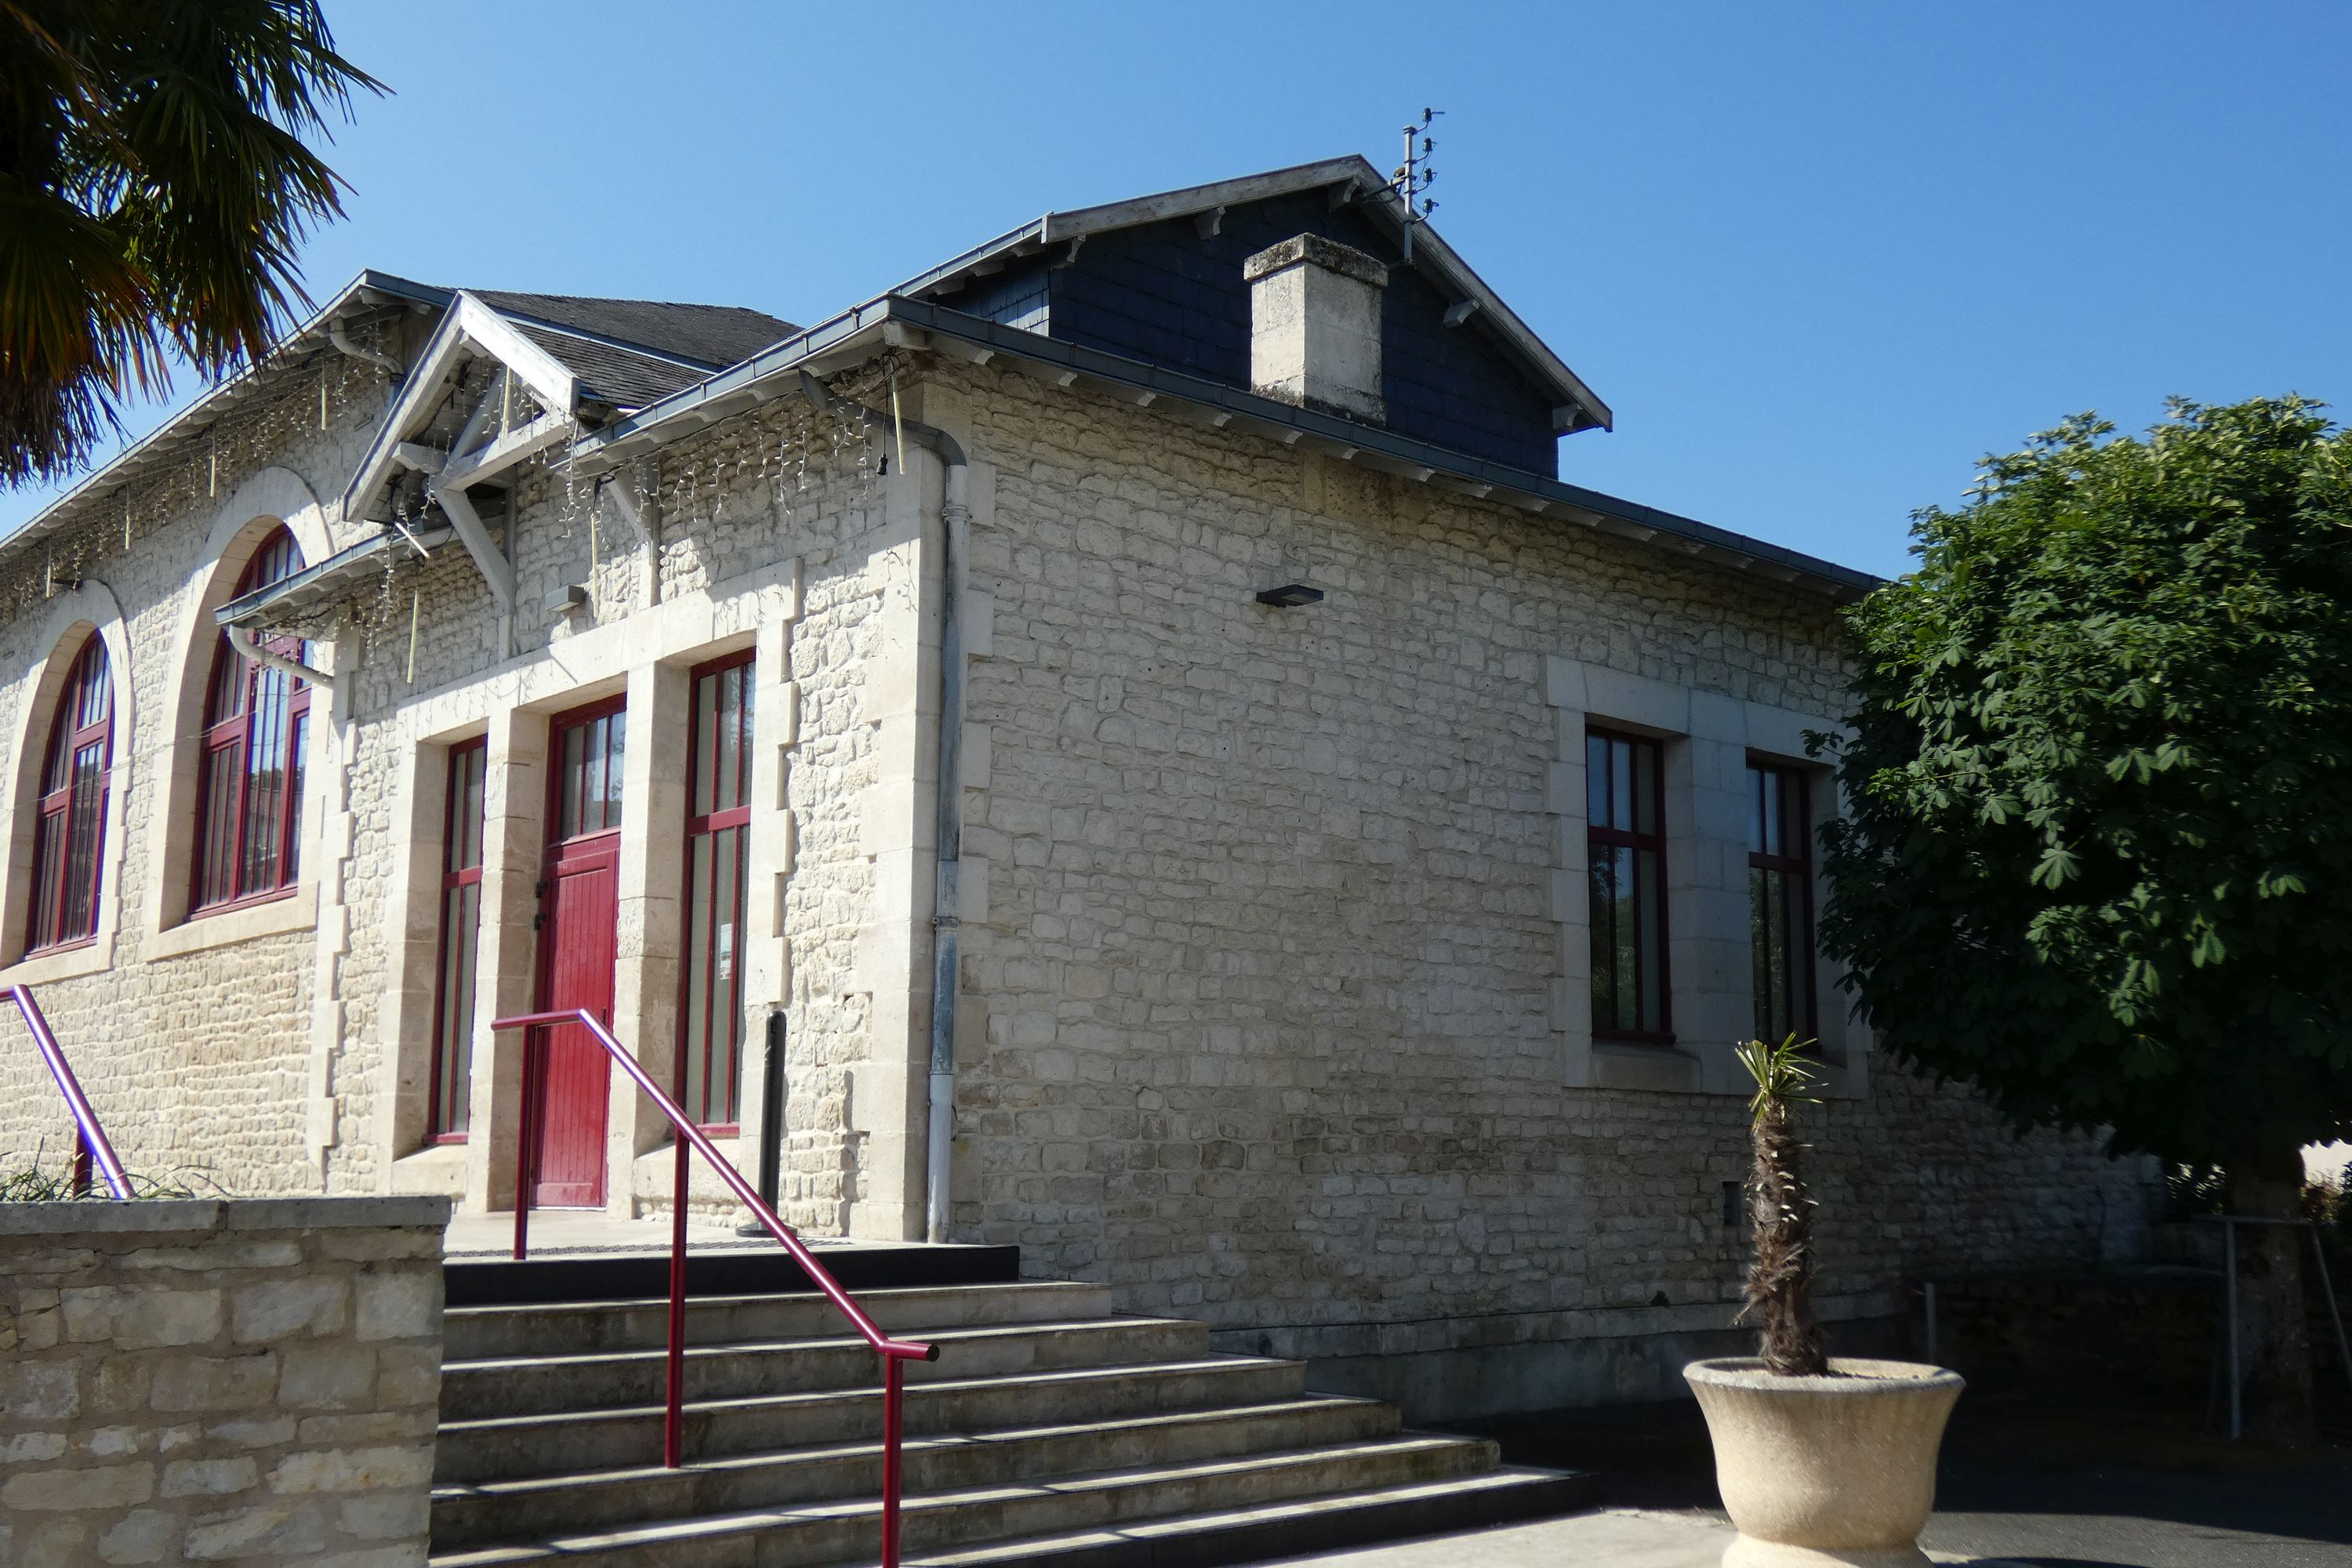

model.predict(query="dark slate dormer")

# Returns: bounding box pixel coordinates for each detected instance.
[903,158,1608,480]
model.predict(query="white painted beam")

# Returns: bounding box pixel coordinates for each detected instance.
[438,412,572,492]
[430,483,517,655]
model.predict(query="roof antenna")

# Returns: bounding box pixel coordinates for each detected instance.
[1391,107,1441,263]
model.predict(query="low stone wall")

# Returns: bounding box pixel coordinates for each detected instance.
[0,1195,449,1566]
[1922,1269,2221,1399]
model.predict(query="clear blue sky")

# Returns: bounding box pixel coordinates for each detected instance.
[9,2,2350,579]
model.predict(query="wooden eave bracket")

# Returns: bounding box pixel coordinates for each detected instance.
[428,482,517,656]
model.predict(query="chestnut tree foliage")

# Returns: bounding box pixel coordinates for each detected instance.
[1819,397,2352,1174]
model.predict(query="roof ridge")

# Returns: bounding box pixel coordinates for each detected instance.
[488,307,733,373]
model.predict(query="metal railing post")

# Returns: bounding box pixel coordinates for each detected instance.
[488,1007,936,1556]
[512,1024,539,1261]
[666,1126,690,1468]
[2310,1225,2352,1403]
[2223,1217,2241,1440]
[4,985,129,1200]
[758,1010,786,1211]
[882,1352,906,1568]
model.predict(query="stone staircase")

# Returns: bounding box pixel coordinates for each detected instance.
[427,1276,1590,1566]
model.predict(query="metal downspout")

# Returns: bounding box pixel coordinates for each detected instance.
[797,374,970,1242]
[924,458,969,1243]
[226,623,334,690]
[328,318,404,379]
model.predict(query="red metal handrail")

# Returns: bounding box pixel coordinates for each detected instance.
[490,1007,937,1566]
[3,985,129,1200]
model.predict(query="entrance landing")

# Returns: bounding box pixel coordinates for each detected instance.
[445,1208,797,1258]
[441,1209,1020,1308]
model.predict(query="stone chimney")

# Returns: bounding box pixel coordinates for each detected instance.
[1243,234,1388,423]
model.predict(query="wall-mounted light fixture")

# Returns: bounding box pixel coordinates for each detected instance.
[544,583,588,615]
[1255,583,1324,608]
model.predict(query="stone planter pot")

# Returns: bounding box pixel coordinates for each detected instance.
[1683,1356,1965,1568]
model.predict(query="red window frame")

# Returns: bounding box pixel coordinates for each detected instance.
[678,649,754,1131]
[26,633,113,954]
[1747,760,1817,1044]
[549,694,628,845]
[191,529,310,915]
[1588,726,1672,1043]
[429,738,488,1141]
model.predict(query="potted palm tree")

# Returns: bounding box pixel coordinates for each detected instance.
[1683,1037,1964,1567]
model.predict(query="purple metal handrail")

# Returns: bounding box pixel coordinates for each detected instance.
[490,1008,936,1566]
[3,985,129,1200]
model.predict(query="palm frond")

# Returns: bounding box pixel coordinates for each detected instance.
[0,0,383,485]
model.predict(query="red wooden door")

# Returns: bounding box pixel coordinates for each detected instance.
[532,699,626,1207]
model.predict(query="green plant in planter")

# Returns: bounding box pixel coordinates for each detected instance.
[1735,1035,1828,1376]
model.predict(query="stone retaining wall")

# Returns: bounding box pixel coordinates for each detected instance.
[0,1196,448,1566]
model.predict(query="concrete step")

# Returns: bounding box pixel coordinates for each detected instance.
[431,1396,1398,1551]
[428,1434,1500,1567]
[441,1317,1207,1421]
[900,1468,1599,1568]
[445,1283,1116,1361]
[437,1356,1310,1484]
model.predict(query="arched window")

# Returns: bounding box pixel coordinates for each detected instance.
[27,634,113,952]
[193,528,310,912]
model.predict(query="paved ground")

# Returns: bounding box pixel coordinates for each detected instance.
[1258,1389,2352,1567]
[1257,1509,1991,1566]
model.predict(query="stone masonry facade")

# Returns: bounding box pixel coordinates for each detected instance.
[932,365,2158,1396]
[0,1196,448,1567]
[0,281,2160,1413]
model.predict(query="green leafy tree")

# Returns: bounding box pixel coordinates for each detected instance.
[1,0,379,485]
[1820,396,2352,1443]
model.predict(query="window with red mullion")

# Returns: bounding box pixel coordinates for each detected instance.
[679,650,754,1131]
[1747,760,1817,1045]
[191,529,310,915]
[27,634,113,954]
[429,738,488,1141]
[1587,726,1672,1043]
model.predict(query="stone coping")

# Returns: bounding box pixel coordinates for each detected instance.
[0,1194,452,1236]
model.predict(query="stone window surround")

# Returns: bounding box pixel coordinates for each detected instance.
[1541,654,1870,1098]
[0,584,138,986]
[140,467,339,961]
[375,561,803,1214]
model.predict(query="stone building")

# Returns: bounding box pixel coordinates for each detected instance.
[0,158,2158,1409]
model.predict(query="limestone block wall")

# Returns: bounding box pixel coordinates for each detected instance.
[936,362,2161,1361]
[0,355,404,1198]
[0,1195,448,1566]
[333,399,919,1231]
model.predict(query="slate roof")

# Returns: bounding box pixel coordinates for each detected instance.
[470,292,795,409]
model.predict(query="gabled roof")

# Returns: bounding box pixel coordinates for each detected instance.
[567,295,1877,602]
[473,293,794,374]
[339,289,794,524]
[469,292,795,411]
[891,155,1613,436]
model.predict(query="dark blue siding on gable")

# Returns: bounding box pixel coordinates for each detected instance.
[1042,191,1562,477]
[954,257,1056,333]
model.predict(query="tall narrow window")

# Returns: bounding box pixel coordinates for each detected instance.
[680,652,753,1128]
[1748,761,1816,1044]
[193,529,309,912]
[27,635,113,953]
[1588,727,1669,1040]
[430,739,488,1138]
